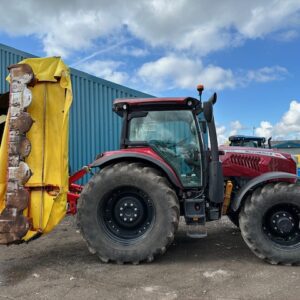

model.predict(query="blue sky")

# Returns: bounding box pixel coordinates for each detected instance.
[0,0,299,142]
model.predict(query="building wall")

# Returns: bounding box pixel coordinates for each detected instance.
[0,43,152,182]
[0,44,33,92]
[272,141,300,176]
[69,68,152,179]
[273,148,300,156]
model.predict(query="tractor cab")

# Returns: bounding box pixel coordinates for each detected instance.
[112,92,223,204]
[107,89,224,218]
[113,97,204,188]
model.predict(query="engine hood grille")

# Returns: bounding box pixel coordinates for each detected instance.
[230,154,261,171]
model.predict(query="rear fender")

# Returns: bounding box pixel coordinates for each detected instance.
[231,172,299,212]
[90,153,183,190]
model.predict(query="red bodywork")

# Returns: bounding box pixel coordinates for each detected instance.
[93,147,182,187]
[220,145,297,178]
[67,145,297,214]
[67,167,89,214]
[67,147,182,215]
[94,147,175,168]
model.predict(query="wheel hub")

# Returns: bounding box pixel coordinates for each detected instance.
[115,197,142,226]
[263,203,300,247]
[99,187,155,243]
[270,211,295,235]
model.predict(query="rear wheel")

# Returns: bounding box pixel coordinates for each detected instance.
[77,162,179,263]
[239,182,300,265]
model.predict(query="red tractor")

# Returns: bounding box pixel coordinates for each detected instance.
[73,87,299,265]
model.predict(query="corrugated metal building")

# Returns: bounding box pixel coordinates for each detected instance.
[0,43,152,181]
[272,140,300,156]
[272,140,300,176]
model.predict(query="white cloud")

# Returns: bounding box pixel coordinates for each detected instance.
[217,101,300,144]
[76,60,128,84]
[217,125,228,144]
[246,66,289,83]
[136,55,288,93]
[281,100,300,125]
[238,1,300,38]
[0,1,129,57]
[255,101,300,139]
[0,0,299,57]
[255,121,273,138]
[128,1,300,55]
[137,55,236,92]
[274,30,299,42]
[119,47,149,57]
[200,66,236,91]
[217,121,249,144]
[0,1,295,94]
[229,120,244,136]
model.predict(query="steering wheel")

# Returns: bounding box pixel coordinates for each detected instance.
[180,143,200,167]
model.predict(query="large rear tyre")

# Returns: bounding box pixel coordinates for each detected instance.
[77,162,179,264]
[239,183,300,265]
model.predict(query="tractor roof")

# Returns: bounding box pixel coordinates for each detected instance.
[229,135,266,143]
[113,97,199,116]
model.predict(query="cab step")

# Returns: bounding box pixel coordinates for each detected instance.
[184,197,207,238]
[184,197,206,222]
[186,224,207,238]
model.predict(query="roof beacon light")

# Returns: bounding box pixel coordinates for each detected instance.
[197,84,204,102]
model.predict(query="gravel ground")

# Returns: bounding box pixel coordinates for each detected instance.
[1,216,300,300]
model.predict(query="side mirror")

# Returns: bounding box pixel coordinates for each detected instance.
[208,92,217,105]
[203,93,217,123]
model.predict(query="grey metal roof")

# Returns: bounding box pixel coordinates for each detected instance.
[272,140,300,149]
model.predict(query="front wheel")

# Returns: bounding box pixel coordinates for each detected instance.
[77,162,179,264]
[239,182,300,265]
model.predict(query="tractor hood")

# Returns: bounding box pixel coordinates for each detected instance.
[219,145,297,178]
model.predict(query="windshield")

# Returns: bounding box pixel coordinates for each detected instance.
[129,110,202,187]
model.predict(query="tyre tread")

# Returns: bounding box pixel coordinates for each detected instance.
[77,162,179,264]
[239,182,300,266]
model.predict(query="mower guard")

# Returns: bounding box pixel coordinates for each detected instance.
[0,57,72,242]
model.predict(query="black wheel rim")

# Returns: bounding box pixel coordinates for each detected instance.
[98,186,155,244]
[263,203,300,248]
